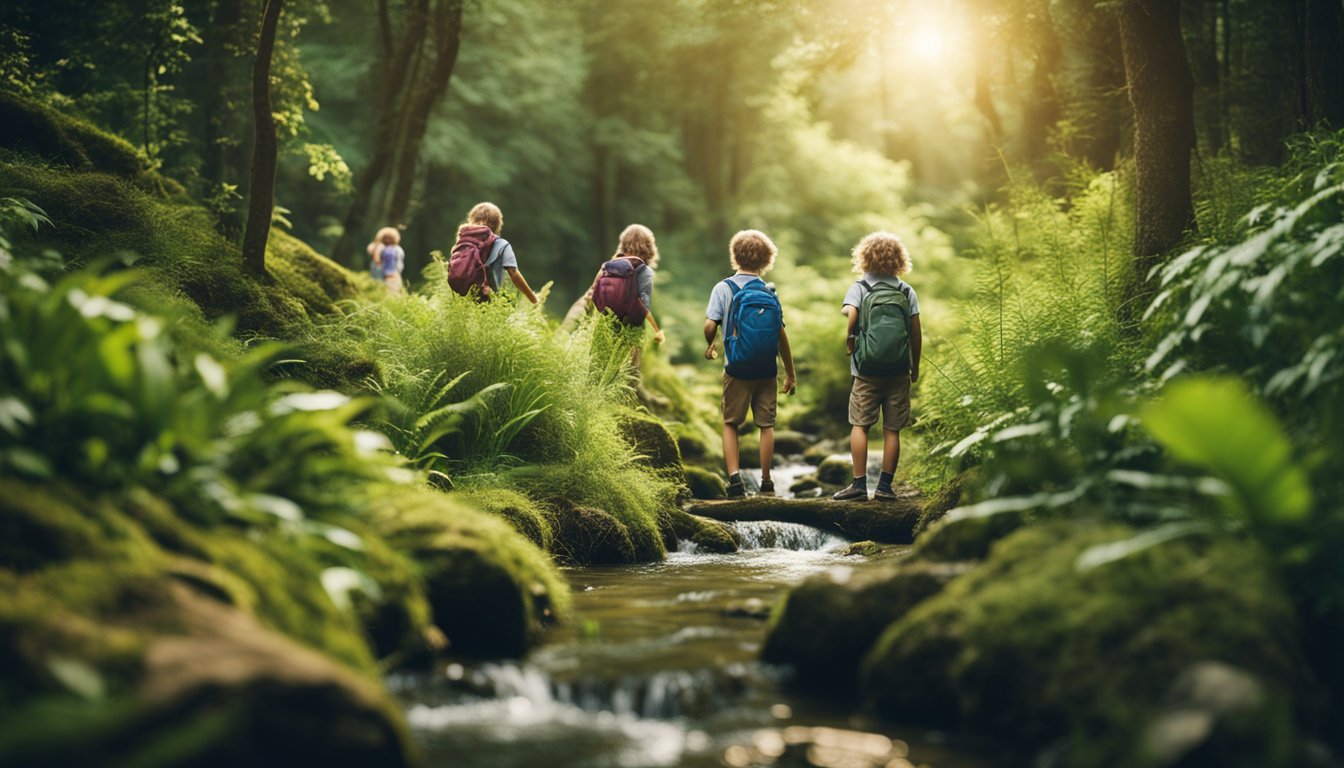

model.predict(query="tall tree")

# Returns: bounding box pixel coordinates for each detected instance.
[241,0,285,276]
[1117,0,1196,276]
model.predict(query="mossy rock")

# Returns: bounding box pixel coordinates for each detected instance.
[659,508,739,554]
[1142,662,1294,768]
[912,469,980,537]
[913,505,1029,562]
[845,541,883,557]
[551,505,637,565]
[762,558,972,690]
[772,430,811,456]
[861,522,1300,763]
[686,494,921,544]
[816,455,853,486]
[371,489,568,658]
[617,411,683,473]
[456,488,553,550]
[736,431,761,469]
[789,475,822,495]
[685,465,727,500]
[803,441,844,466]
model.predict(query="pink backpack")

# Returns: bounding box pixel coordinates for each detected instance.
[591,256,648,325]
[448,225,498,297]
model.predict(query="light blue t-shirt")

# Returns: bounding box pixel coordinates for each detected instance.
[706,273,767,322]
[842,274,919,376]
[485,238,519,292]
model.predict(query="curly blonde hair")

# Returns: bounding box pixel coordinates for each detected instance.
[729,229,777,273]
[617,223,659,268]
[460,201,503,235]
[852,231,911,276]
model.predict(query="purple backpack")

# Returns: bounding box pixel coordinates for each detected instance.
[591,256,648,325]
[448,225,498,297]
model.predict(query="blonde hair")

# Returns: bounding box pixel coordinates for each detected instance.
[852,231,911,276]
[616,223,659,268]
[459,202,503,236]
[367,226,400,259]
[729,229,777,274]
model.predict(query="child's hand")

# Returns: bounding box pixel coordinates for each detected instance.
[704,345,718,360]
[653,330,665,345]
[911,367,920,384]
[846,335,856,355]
[782,375,796,395]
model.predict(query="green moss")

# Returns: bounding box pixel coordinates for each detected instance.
[617,411,684,474]
[816,455,853,485]
[662,508,738,554]
[455,488,553,550]
[913,505,1029,562]
[371,487,569,656]
[862,521,1299,763]
[912,469,979,536]
[684,465,727,500]
[0,91,144,178]
[550,504,637,565]
[506,461,669,563]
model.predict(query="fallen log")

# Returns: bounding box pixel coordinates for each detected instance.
[684,489,922,544]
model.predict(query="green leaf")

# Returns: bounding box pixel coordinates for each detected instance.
[1141,376,1312,524]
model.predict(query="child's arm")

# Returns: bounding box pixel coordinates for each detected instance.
[910,315,923,383]
[646,310,665,345]
[843,306,859,354]
[506,267,539,304]
[778,327,796,394]
[703,319,720,359]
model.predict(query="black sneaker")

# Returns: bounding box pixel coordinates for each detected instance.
[758,479,776,497]
[727,476,746,499]
[874,485,899,501]
[832,483,869,501]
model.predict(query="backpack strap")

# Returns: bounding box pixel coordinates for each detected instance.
[725,277,742,296]
[484,237,507,268]
[859,280,874,292]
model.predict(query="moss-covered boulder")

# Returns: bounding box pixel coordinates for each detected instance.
[662,508,739,554]
[772,430,811,456]
[0,91,145,179]
[913,505,1029,562]
[861,522,1299,764]
[803,440,845,466]
[370,489,568,658]
[456,488,553,550]
[912,469,980,537]
[685,465,727,500]
[737,430,761,469]
[550,505,637,565]
[618,411,683,474]
[817,455,853,485]
[762,558,972,690]
[789,475,822,495]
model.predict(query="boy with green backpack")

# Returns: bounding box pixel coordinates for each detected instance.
[832,232,922,502]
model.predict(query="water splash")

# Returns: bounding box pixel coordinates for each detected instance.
[731,521,847,552]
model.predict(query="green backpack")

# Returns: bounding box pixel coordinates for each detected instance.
[853,280,912,377]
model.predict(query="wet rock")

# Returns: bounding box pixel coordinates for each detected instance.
[772,430,811,456]
[762,558,973,690]
[685,465,728,500]
[686,493,923,544]
[663,508,739,554]
[788,476,821,495]
[816,456,853,486]
[722,597,773,620]
[551,505,637,565]
[803,440,845,466]
[861,522,1300,761]
[844,541,882,557]
[1143,662,1293,768]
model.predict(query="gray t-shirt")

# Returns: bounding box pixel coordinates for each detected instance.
[842,274,920,376]
[707,273,782,369]
[635,260,654,309]
[485,238,518,292]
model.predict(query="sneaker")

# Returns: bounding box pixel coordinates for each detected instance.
[832,482,869,501]
[874,485,899,501]
[727,477,746,499]
[758,479,776,497]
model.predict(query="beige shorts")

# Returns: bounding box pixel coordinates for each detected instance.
[722,373,777,428]
[848,374,910,431]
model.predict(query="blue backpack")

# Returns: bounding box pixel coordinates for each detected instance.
[723,277,782,380]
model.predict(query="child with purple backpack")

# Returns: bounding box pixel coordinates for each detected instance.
[588,224,666,369]
[447,202,539,304]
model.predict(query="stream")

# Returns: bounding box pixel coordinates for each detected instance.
[390,465,999,768]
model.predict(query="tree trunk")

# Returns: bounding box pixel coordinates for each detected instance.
[385,0,464,226]
[330,0,432,264]
[241,0,284,276]
[1301,0,1344,127]
[1118,0,1197,277]
[202,0,248,238]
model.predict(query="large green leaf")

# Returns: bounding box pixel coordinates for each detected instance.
[1141,376,1311,524]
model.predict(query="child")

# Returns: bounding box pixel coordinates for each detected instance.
[367,226,405,294]
[703,230,797,499]
[832,232,922,502]
[448,202,539,303]
[589,224,666,366]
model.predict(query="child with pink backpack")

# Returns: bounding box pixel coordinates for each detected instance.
[446,202,539,304]
[587,224,666,370]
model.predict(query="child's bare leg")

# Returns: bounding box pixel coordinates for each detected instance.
[723,424,740,476]
[882,429,901,474]
[850,425,869,481]
[758,427,774,482]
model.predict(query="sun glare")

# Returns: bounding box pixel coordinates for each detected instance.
[910,20,947,62]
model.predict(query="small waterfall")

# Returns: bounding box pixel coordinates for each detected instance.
[447,661,749,720]
[731,521,847,551]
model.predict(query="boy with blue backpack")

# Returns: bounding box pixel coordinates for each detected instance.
[703,230,797,498]
[832,232,922,502]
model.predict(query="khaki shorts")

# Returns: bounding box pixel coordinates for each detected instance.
[848,374,911,431]
[722,373,777,428]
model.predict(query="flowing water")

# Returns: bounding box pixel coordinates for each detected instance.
[392,470,998,768]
